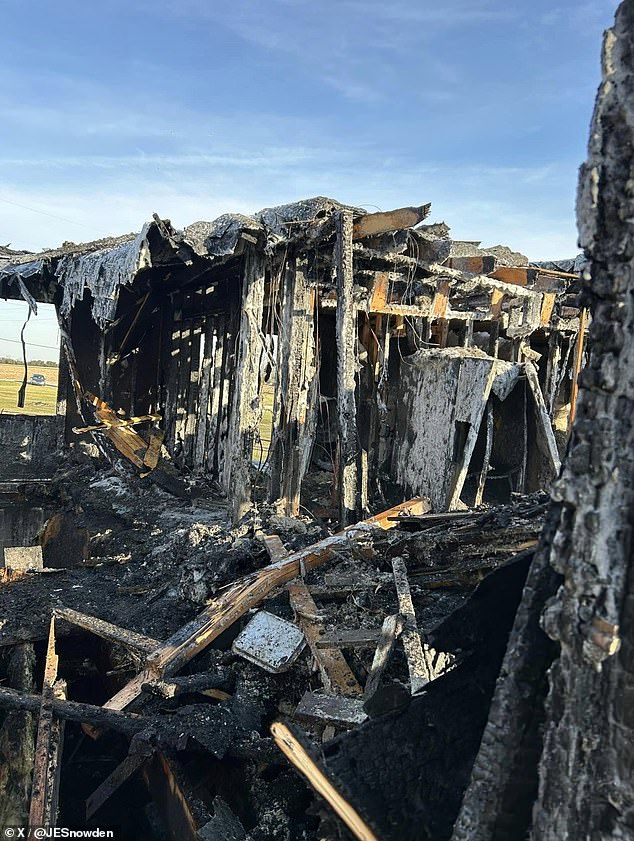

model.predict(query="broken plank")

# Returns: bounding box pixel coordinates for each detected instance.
[352,204,431,240]
[474,400,494,508]
[294,691,367,728]
[54,606,160,655]
[363,614,404,703]
[262,534,289,562]
[392,558,434,693]
[524,361,562,475]
[73,413,161,434]
[288,580,363,696]
[315,628,382,649]
[271,721,380,841]
[98,498,428,715]
[86,747,151,819]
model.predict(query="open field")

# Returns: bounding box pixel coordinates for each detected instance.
[0,362,58,416]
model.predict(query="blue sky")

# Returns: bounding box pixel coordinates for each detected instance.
[0,0,618,360]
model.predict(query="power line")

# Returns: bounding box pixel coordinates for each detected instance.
[0,194,92,230]
[0,336,59,350]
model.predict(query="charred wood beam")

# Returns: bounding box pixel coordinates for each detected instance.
[335,209,360,526]
[28,619,64,830]
[269,256,318,515]
[392,558,435,692]
[352,204,431,240]
[226,248,265,521]
[53,606,160,655]
[86,744,152,820]
[362,614,404,705]
[0,643,36,827]
[288,580,363,696]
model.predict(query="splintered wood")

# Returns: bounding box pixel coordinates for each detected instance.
[288,580,362,696]
[363,614,405,703]
[391,557,435,693]
[54,606,160,656]
[271,721,380,841]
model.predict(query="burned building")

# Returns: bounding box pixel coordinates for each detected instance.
[0,197,588,840]
[1,197,583,519]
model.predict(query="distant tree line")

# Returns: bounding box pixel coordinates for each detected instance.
[0,357,59,367]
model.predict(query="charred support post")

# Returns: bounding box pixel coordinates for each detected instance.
[335,210,359,526]
[29,618,65,830]
[269,256,318,515]
[226,248,266,522]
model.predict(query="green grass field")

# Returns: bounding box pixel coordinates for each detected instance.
[0,363,58,416]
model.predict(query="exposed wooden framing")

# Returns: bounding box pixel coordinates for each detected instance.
[193,311,214,468]
[524,361,562,476]
[164,293,183,453]
[184,318,202,466]
[225,248,266,520]
[54,606,160,655]
[269,256,318,515]
[392,558,434,693]
[569,306,587,430]
[29,618,64,829]
[86,748,151,819]
[288,580,363,696]
[271,721,380,841]
[174,297,193,454]
[335,209,359,526]
[474,399,494,507]
[540,292,556,326]
[363,614,404,703]
[431,278,450,317]
[352,203,430,240]
[207,314,226,477]
[97,498,427,715]
[368,271,389,310]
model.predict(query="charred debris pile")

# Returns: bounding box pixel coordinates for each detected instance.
[0,197,584,839]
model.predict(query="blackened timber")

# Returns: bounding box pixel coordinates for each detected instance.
[269,256,318,515]
[288,580,363,696]
[86,748,150,820]
[28,618,63,829]
[54,606,160,655]
[362,614,404,703]
[335,209,359,526]
[392,558,434,692]
[226,248,265,520]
